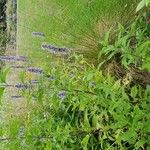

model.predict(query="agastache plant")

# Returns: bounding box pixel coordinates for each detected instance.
[41,43,69,55]
[27,67,43,74]
[32,32,45,37]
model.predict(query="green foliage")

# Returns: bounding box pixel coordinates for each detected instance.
[99,14,150,71]
[0,68,9,103]
[1,55,150,149]
[136,0,150,12]
[0,67,9,83]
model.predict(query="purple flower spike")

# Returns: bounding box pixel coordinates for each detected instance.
[58,91,67,100]
[11,96,22,99]
[32,32,45,37]
[41,43,69,55]
[31,80,39,84]
[27,67,43,74]
[18,127,24,137]
[15,84,28,89]
[11,65,25,69]
[0,55,28,62]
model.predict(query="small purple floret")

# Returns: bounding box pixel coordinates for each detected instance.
[27,67,43,74]
[32,32,45,37]
[31,80,39,84]
[18,127,24,137]
[58,91,66,100]
[15,84,28,89]
[41,43,69,55]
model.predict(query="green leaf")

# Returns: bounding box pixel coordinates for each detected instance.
[84,110,90,131]
[135,139,145,149]
[136,0,147,12]
[92,115,98,128]
[131,86,138,98]
[146,0,150,6]
[44,141,52,150]
[142,62,150,71]
[97,60,106,69]
[121,130,137,144]
[81,135,90,150]
[0,68,9,83]
[19,71,25,83]
[0,87,4,104]
[86,73,94,81]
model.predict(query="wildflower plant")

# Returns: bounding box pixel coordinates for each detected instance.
[2,53,149,149]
